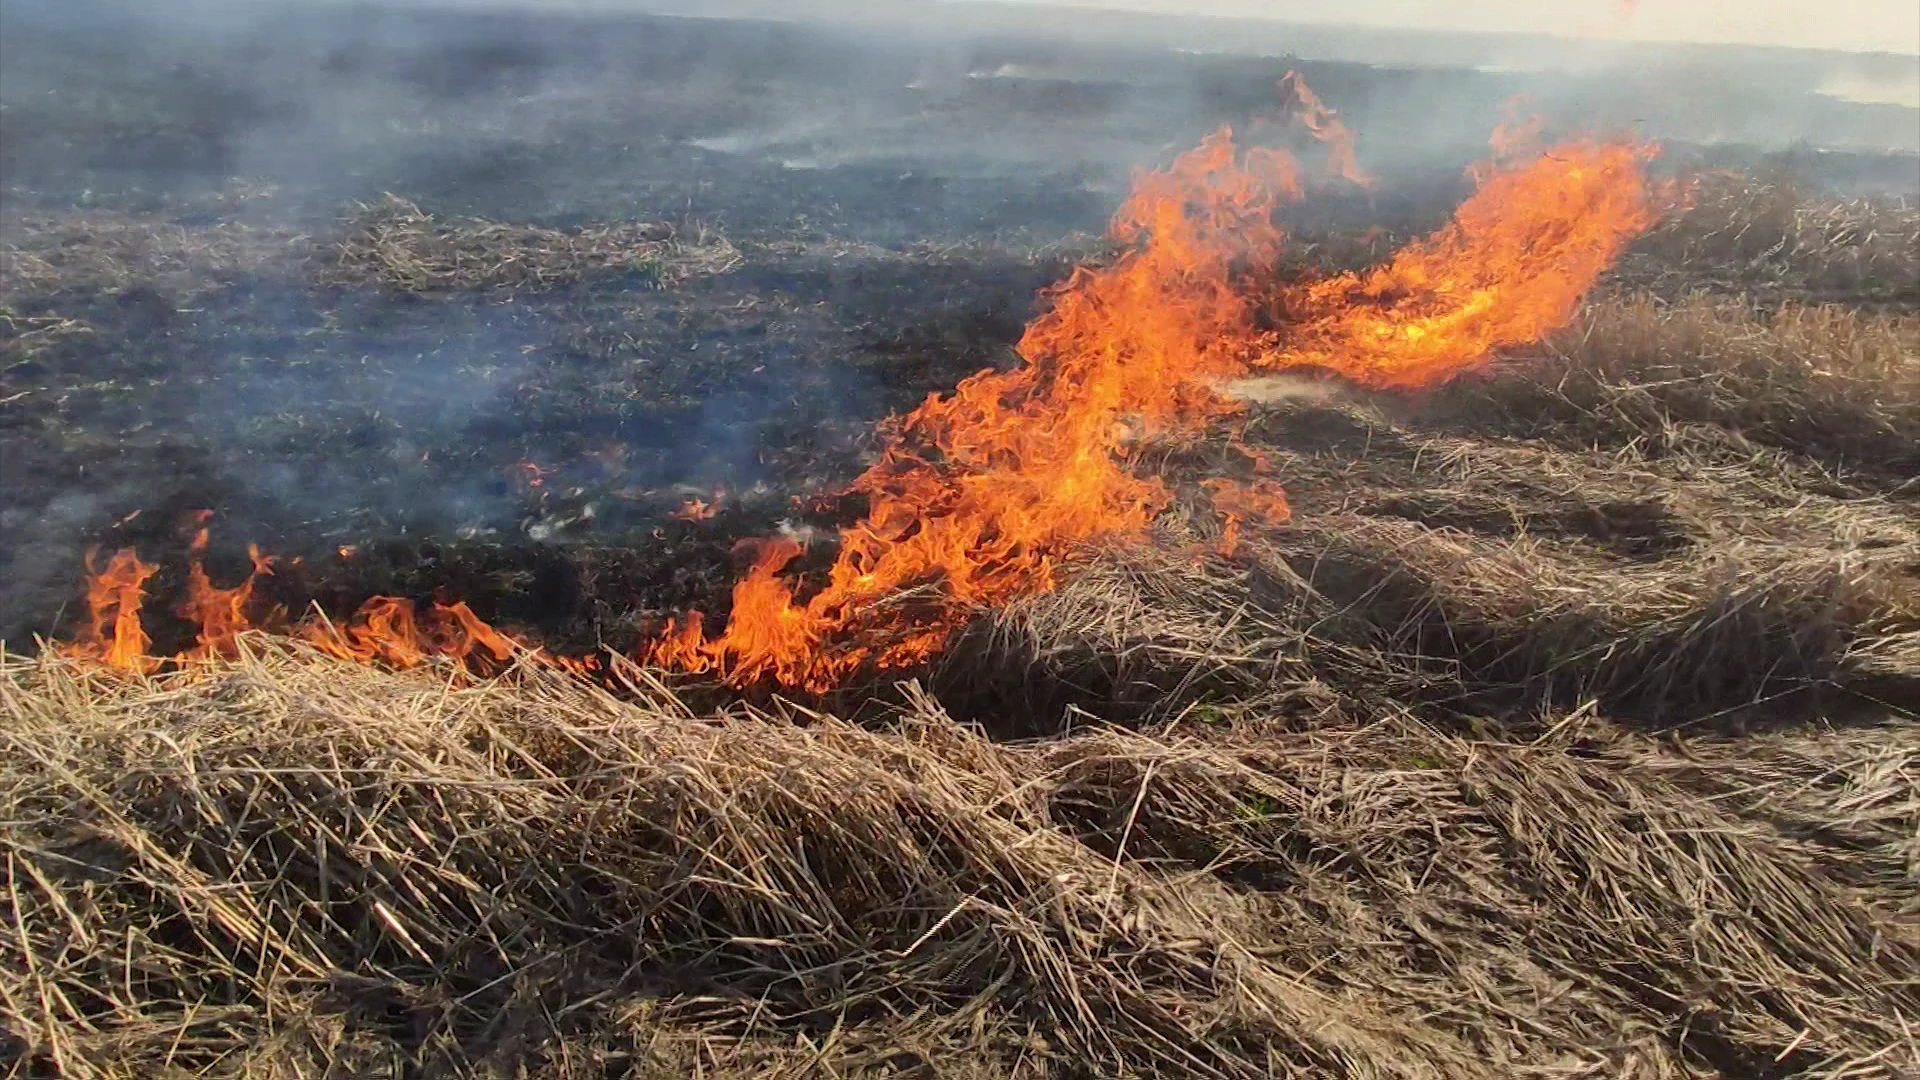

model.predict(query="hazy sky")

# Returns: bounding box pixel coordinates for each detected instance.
[1009,0,1920,54]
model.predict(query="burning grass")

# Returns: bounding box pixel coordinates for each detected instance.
[3,642,1915,1079]
[10,65,1920,1078]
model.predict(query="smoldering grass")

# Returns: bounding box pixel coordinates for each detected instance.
[0,211,313,305]
[0,197,743,307]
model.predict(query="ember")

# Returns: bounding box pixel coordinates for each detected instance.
[672,492,724,521]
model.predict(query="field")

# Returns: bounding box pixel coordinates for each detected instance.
[4,3,1919,1078]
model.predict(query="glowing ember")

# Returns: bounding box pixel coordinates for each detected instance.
[672,494,722,521]
[514,461,551,489]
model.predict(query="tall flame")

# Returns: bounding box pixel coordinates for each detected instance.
[1267,138,1658,389]
[63,548,161,674]
[1278,70,1376,189]
[648,89,1659,692]
[178,512,276,660]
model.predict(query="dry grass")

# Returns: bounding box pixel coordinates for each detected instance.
[0,196,740,308]
[321,195,742,293]
[0,308,93,368]
[1623,171,1920,304]
[1412,293,1920,493]
[0,211,312,304]
[1265,514,1920,722]
[3,644,1916,1079]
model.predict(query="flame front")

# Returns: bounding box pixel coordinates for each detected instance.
[647,87,1660,692]
[60,80,1659,691]
[61,517,595,679]
[1268,138,1658,389]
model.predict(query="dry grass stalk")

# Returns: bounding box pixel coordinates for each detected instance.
[1625,171,1920,302]
[0,211,312,304]
[2,644,1915,1078]
[1415,293,1920,491]
[322,195,741,292]
[0,307,93,367]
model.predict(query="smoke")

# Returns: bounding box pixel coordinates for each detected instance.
[3,0,1915,648]
[1008,0,1919,56]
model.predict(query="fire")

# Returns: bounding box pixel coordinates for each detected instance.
[672,493,722,521]
[62,548,161,674]
[645,83,1659,692]
[1264,138,1658,389]
[1277,71,1375,189]
[176,512,276,660]
[1205,478,1295,557]
[302,598,532,672]
[648,127,1306,691]
[59,78,1659,694]
[60,516,593,678]
[514,461,550,489]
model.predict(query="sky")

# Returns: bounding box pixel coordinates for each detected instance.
[1003,0,1920,55]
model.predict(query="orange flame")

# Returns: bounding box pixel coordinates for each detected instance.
[647,127,1311,691]
[60,80,1658,695]
[672,495,721,521]
[1205,477,1294,557]
[302,596,597,675]
[645,86,1658,691]
[1268,138,1658,389]
[61,517,592,679]
[63,548,161,674]
[1278,70,1376,189]
[177,516,275,660]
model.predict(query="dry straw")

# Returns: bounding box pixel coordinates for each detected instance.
[321,195,742,293]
